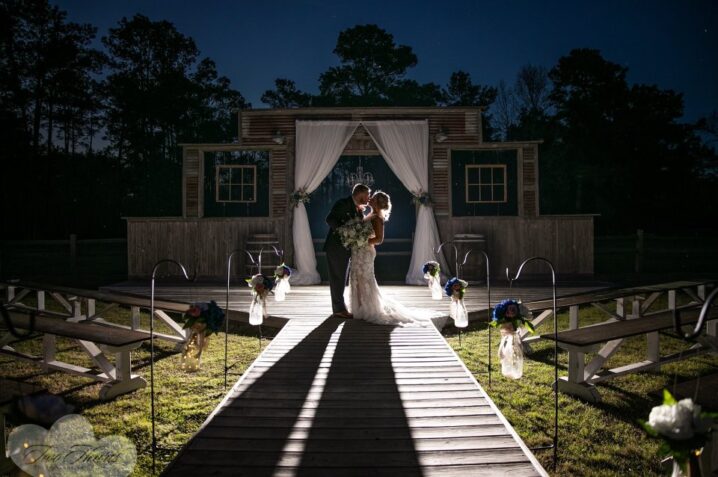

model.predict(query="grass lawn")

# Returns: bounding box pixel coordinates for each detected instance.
[0,299,273,476]
[444,296,718,476]
[1,293,716,476]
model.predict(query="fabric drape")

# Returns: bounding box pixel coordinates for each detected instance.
[363,120,450,284]
[291,121,359,284]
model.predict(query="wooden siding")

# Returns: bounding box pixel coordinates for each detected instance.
[271,149,288,217]
[125,215,593,278]
[521,145,539,217]
[435,215,595,276]
[125,218,285,278]
[183,148,201,218]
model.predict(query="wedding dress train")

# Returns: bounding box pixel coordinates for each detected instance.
[344,244,447,329]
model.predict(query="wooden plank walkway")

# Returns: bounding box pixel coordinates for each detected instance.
[103,282,607,324]
[162,316,548,476]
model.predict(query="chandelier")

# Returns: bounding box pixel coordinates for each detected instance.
[346,165,375,187]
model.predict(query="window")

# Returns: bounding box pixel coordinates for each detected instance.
[216,165,256,203]
[465,164,507,203]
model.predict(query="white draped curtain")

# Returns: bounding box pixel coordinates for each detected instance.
[363,120,450,284]
[291,119,449,285]
[291,121,358,284]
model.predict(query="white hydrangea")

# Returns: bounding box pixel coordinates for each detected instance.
[648,398,702,440]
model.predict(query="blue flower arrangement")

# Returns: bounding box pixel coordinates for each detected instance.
[184,300,225,335]
[274,263,292,279]
[422,261,440,278]
[247,274,275,297]
[491,299,535,333]
[444,277,468,299]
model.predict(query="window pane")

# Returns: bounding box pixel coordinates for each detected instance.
[493,185,505,202]
[218,167,230,185]
[243,185,255,202]
[493,167,505,183]
[218,184,230,201]
[480,167,492,184]
[480,185,492,201]
[467,167,479,184]
[243,167,254,184]
[467,185,480,202]
[230,167,243,184]
[231,185,242,201]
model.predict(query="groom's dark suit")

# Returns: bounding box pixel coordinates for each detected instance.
[324,196,363,313]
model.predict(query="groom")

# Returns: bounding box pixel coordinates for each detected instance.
[324,183,371,318]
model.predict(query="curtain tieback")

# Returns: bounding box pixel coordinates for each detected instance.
[411,191,433,207]
[289,189,311,208]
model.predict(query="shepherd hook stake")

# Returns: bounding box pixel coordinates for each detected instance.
[150,259,194,476]
[506,256,558,470]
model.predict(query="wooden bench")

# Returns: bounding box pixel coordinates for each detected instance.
[1,309,149,400]
[3,280,192,347]
[542,306,718,402]
[519,280,716,344]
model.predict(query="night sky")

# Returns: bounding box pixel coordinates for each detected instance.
[53,0,717,121]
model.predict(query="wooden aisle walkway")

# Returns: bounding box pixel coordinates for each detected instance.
[103,283,607,324]
[162,316,548,476]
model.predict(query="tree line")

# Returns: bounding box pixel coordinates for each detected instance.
[1,1,715,239]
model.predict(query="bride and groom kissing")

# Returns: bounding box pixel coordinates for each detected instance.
[323,183,443,328]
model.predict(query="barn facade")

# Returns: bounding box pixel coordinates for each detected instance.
[125,107,594,281]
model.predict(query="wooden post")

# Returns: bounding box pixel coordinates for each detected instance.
[634,229,644,274]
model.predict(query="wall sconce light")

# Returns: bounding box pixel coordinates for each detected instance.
[435,128,448,143]
[272,130,285,145]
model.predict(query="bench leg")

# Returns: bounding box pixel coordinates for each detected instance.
[37,290,45,311]
[42,334,56,371]
[98,347,147,400]
[557,347,602,403]
[556,378,602,403]
[647,332,660,369]
[131,306,140,330]
[569,305,579,330]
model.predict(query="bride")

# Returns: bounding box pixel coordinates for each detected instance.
[344,191,447,329]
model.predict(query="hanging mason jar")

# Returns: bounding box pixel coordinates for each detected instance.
[429,276,443,300]
[180,324,208,372]
[450,295,468,328]
[249,295,266,326]
[274,277,290,302]
[498,323,524,379]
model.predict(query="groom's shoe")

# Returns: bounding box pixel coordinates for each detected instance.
[334,311,353,319]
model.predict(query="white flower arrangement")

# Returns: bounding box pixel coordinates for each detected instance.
[641,389,717,473]
[337,217,374,250]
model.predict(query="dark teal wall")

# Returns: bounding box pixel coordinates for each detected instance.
[451,149,518,216]
[203,150,270,217]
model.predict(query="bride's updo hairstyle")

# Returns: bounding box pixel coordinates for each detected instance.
[372,191,392,221]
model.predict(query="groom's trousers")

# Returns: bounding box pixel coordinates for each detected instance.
[325,243,351,313]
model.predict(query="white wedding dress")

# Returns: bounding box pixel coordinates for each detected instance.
[344,215,447,329]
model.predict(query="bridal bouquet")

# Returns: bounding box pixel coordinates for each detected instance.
[337,217,374,250]
[445,277,469,328]
[181,301,225,371]
[273,263,292,301]
[246,274,275,325]
[422,261,443,300]
[491,299,534,379]
[641,389,717,476]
